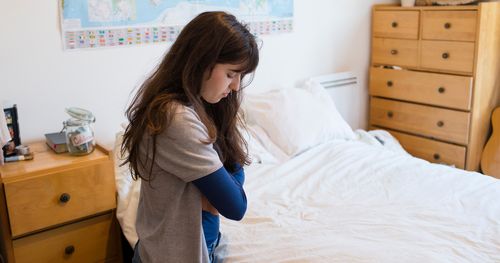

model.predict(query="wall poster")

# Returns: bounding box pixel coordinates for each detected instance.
[60,0,294,50]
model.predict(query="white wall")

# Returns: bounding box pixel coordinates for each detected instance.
[0,0,397,149]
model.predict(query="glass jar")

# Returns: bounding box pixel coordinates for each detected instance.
[63,107,95,156]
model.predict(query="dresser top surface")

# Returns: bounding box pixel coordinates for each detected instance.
[0,142,110,183]
[374,3,486,11]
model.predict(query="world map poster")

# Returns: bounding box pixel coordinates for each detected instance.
[60,0,293,50]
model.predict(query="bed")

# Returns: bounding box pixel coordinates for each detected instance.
[114,79,500,262]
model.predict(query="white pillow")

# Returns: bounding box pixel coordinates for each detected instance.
[243,84,355,156]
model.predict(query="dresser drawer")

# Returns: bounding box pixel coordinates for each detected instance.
[389,130,466,169]
[421,40,475,74]
[370,98,470,145]
[373,11,419,39]
[4,162,116,237]
[370,67,473,110]
[372,38,419,67]
[12,213,120,263]
[422,11,477,42]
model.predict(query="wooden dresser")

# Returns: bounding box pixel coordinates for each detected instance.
[369,3,500,171]
[0,142,122,263]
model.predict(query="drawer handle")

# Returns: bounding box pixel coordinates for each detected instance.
[438,87,446,93]
[444,22,451,29]
[65,245,75,255]
[387,111,394,118]
[433,153,441,160]
[387,80,393,87]
[59,193,71,203]
[442,52,450,59]
[390,49,398,55]
[437,121,444,127]
[392,21,398,28]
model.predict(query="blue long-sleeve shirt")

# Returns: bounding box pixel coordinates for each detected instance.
[193,163,245,247]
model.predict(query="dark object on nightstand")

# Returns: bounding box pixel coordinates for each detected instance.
[2,105,21,158]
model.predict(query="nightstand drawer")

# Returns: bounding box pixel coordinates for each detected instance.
[373,11,419,39]
[422,11,477,41]
[12,213,120,263]
[389,129,466,169]
[372,38,419,68]
[4,162,116,237]
[370,67,473,110]
[370,98,470,145]
[421,40,475,74]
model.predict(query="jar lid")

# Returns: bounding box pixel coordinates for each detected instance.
[65,107,95,122]
[64,118,88,126]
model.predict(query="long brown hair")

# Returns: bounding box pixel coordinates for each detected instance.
[122,11,259,181]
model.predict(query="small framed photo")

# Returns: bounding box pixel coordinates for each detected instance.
[3,105,21,157]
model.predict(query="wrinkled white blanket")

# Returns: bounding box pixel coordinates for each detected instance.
[215,136,500,262]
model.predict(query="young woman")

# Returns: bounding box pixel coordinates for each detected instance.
[122,11,259,263]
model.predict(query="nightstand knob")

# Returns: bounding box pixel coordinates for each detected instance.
[387,80,393,87]
[438,87,446,93]
[392,21,398,28]
[444,22,451,29]
[387,111,394,118]
[433,153,441,160]
[59,193,71,203]
[437,121,444,127]
[65,245,75,255]
[390,49,398,55]
[442,52,450,59]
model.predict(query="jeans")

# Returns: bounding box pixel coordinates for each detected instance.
[207,232,222,263]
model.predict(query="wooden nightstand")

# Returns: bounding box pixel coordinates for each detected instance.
[0,142,122,263]
[369,3,500,171]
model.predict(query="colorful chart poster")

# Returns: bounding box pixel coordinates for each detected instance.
[60,0,293,50]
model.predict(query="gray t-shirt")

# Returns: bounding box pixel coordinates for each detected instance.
[136,104,223,263]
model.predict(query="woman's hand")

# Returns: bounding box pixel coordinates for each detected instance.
[202,195,219,215]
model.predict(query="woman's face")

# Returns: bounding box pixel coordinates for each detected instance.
[201,63,243,104]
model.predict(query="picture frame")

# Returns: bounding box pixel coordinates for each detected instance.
[3,105,21,157]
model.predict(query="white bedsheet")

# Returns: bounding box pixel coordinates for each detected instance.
[215,138,500,262]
